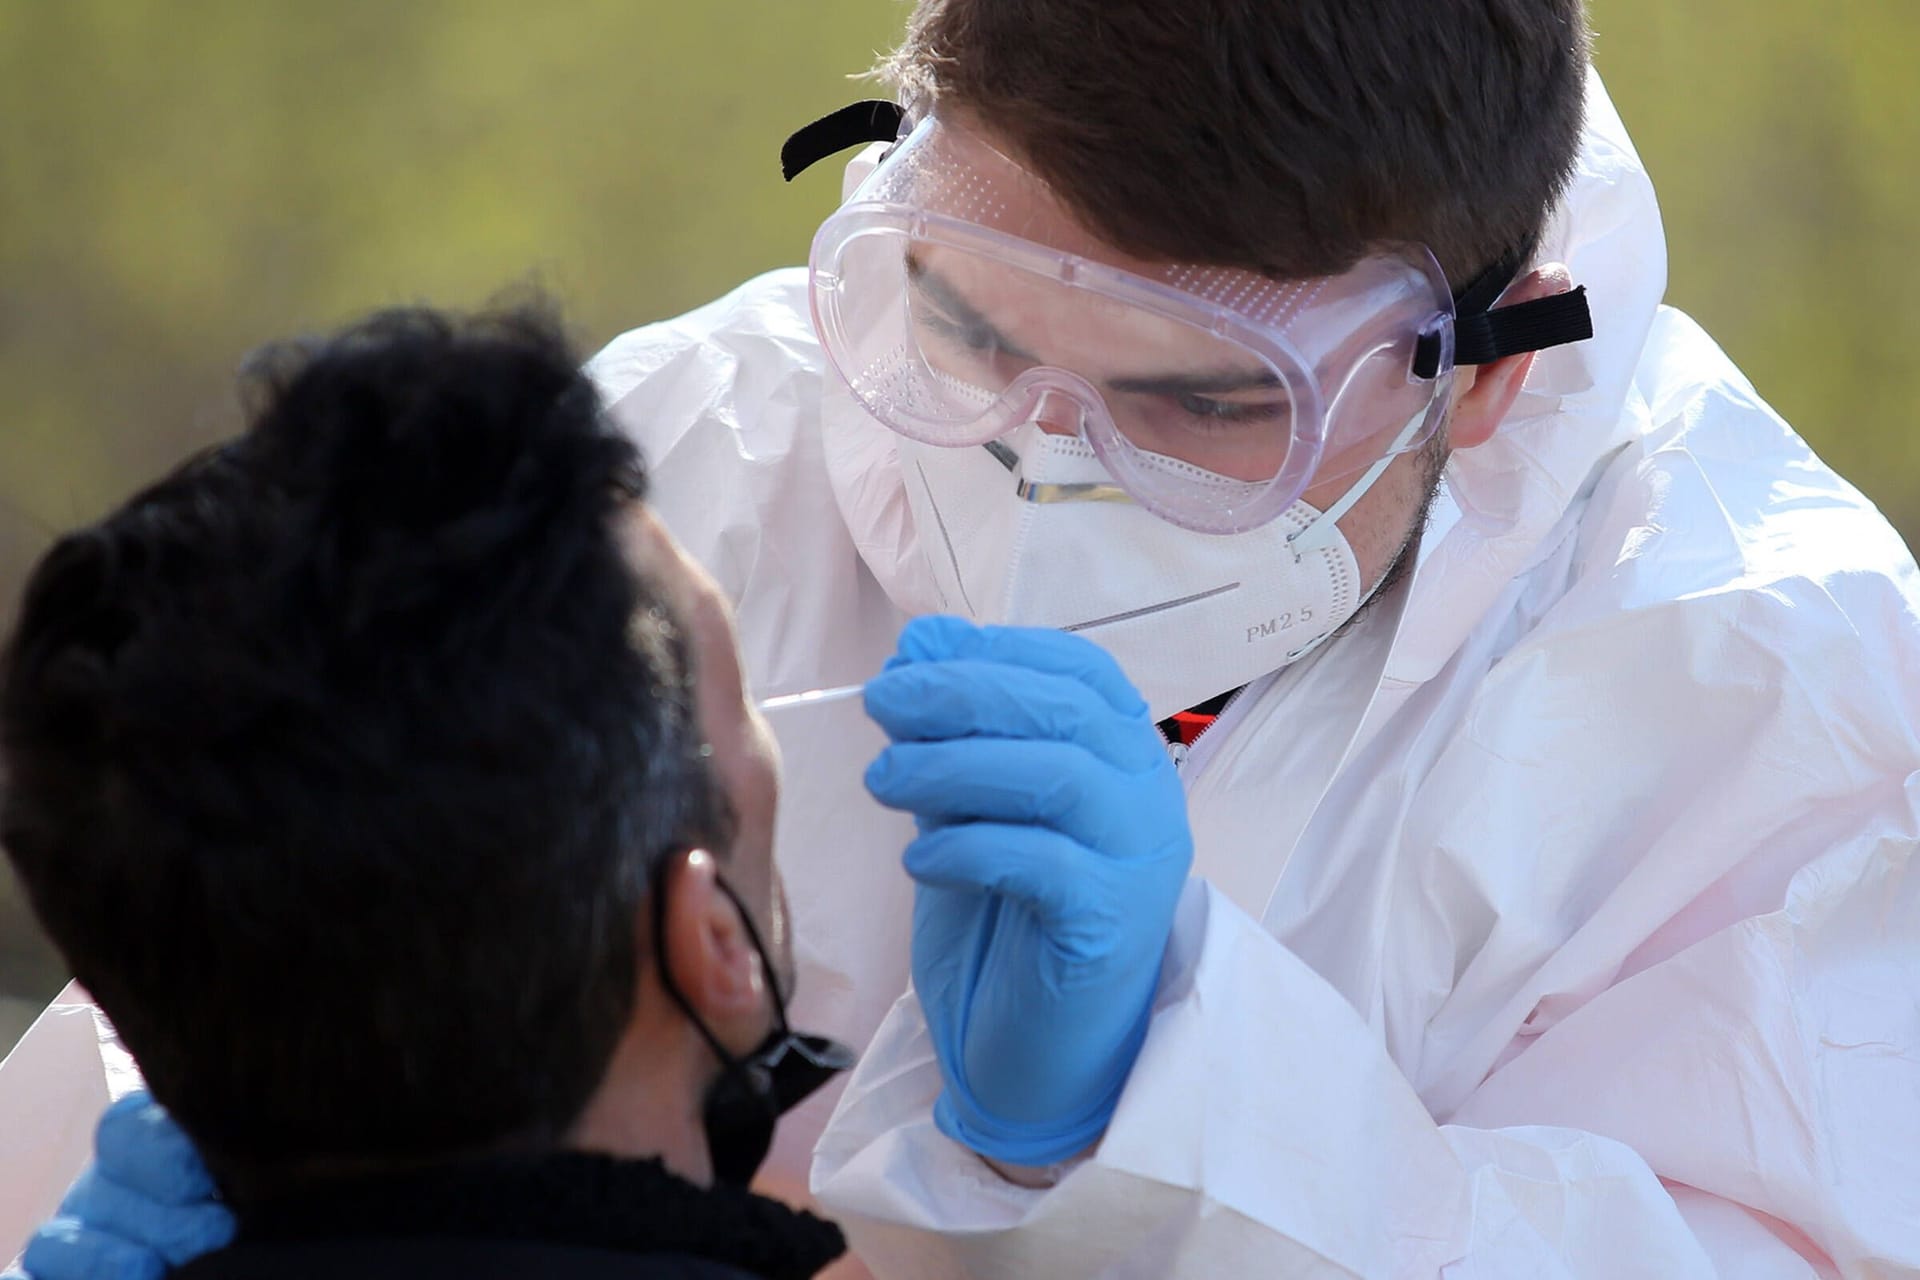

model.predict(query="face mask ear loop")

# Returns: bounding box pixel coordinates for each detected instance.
[650,850,775,1074]
[1286,407,1432,556]
[711,874,793,1038]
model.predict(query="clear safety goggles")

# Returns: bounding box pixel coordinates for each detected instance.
[788,103,1593,535]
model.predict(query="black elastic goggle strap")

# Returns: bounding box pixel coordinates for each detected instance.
[1453,246,1530,318]
[781,100,908,182]
[1413,245,1594,379]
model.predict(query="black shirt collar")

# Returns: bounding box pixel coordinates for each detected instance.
[232,1150,845,1280]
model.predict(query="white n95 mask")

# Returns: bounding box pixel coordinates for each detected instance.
[825,379,1378,722]
[898,425,1364,721]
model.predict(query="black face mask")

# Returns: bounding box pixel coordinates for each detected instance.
[652,857,856,1186]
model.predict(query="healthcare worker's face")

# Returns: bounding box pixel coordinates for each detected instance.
[907,119,1549,597]
[618,504,792,1006]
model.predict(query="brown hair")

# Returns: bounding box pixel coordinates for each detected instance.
[883,0,1589,289]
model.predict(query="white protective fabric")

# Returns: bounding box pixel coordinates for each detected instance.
[2,68,1916,1277]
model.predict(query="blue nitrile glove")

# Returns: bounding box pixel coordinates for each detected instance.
[15,1092,234,1280]
[862,616,1194,1166]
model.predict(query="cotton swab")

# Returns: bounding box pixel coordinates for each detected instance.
[755,682,867,714]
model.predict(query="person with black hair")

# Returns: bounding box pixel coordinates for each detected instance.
[0,305,850,1279]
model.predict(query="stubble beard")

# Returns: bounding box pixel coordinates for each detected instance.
[1329,424,1451,642]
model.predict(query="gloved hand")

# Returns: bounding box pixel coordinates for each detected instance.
[863,616,1193,1167]
[14,1092,234,1280]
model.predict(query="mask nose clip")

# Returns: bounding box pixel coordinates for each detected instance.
[990,370,1136,508]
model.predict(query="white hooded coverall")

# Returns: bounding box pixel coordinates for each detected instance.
[1,71,1915,1278]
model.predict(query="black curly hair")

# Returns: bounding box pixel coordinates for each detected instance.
[0,302,718,1195]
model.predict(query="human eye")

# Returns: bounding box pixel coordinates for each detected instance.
[1171,391,1291,429]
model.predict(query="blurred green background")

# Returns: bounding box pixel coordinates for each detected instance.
[3,1,1917,1051]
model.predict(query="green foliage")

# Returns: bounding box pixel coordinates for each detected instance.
[1591,0,1920,527]
[2,1,1916,1006]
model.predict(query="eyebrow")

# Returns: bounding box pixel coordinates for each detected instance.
[1105,367,1287,398]
[905,253,1285,400]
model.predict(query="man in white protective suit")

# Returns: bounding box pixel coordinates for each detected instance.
[6,0,1920,1276]
[586,6,1920,1275]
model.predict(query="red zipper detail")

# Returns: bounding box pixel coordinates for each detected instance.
[1161,687,1246,770]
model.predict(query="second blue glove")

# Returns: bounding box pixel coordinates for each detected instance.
[863,617,1193,1166]
[17,1091,234,1280]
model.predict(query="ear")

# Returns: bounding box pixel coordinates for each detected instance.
[659,849,769,1058]
[1447,263,1574,451]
